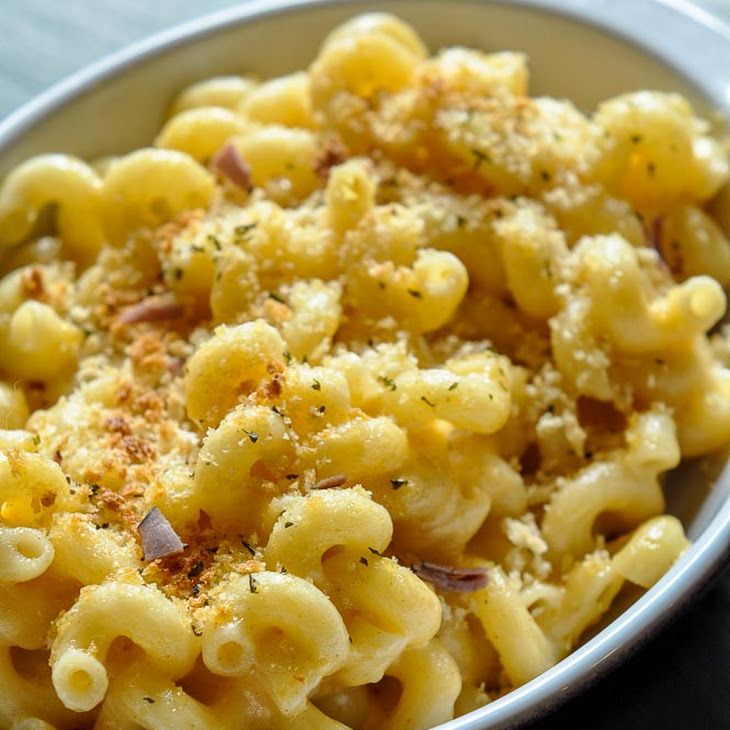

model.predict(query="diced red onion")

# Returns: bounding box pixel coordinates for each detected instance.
[313,474,348,490]
[118,294,183,325]
[411,561,489,592]
[211,143,253,192]
[138,507,185,561]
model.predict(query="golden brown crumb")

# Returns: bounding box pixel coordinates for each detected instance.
[154,209,205,255]
[19,266,45,299]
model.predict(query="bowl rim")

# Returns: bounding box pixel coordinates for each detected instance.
[1,0,729,145]
[0,1,729,729]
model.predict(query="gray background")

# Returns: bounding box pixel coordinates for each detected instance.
[0,1,729,728]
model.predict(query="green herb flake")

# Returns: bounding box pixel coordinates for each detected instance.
[235,222,258,238]
[240,538,256,556]
[284,521,294,529]
[378,376,397,391]
[471,148,490,170]
[187,561,204,579]
[448,382,459,391]
[243,429,259,444]
[143,697,155,704]
[311,379,321,391]
[268,291,286,304]
[420,395,436,407]
[390,477,409,489]
[360,557,369,566]
[368,547,381,555]
[407,289,423,299]
[248,574,258,594]
[283,351,293,365]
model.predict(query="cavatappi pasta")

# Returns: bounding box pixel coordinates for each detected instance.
[0,12,728,729]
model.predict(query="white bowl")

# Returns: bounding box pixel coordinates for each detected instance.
[1,2,728,728]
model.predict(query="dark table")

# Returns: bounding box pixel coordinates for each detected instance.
[1,1,728,728]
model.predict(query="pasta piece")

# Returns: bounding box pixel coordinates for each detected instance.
[422,47,528,97]
[103,148,215,242]
[0,382,29,429]
[310,13,426,114]
[345,248,469,334]
[0,527,54,583]
[265,489,442,687]
[168,75,257,115]
[201,571,349,715]
[470,565,556,686]
[0,451,76,526]
[658,205,730,286]
[0,155,106,264]
[231,127,320,200]
[537,551,623,654]
[594,91,729,213]
[572,233,725,354]
[0,301,82,381]
[240,72,315,129]
[191,404,295,528]
[612,515,689,588]
[155,106,244,162]
[0,645,84,730]
[325,158,376,236]
[185,319,287,426]
[48,513,138,585]
[368,641,461,730]
[542,408,680,562]
[94,660,220,730]
[50,582,199,712]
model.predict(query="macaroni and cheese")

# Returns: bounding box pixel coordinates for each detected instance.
[0,13,728,729]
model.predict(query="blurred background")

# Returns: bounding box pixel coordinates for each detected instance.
[0,1,728,729]
[0,0,728,118]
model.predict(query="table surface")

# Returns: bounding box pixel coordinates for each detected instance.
[1,1,729,729]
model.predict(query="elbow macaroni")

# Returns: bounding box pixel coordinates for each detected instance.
[0,11,727,729]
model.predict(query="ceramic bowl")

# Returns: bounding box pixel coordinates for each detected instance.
[0,2,728,728]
